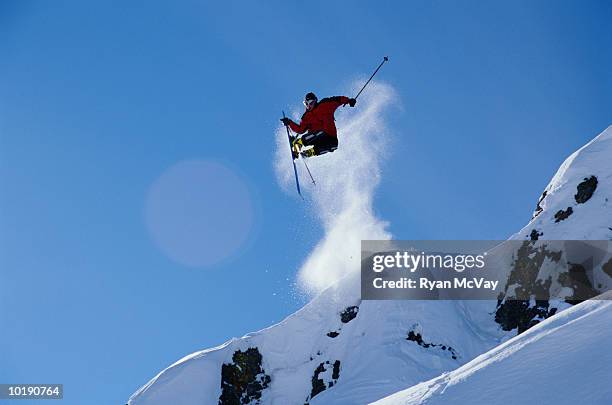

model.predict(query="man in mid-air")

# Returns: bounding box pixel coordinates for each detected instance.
[281,92,356,159]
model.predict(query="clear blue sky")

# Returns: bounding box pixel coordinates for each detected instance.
[1,1,610,404]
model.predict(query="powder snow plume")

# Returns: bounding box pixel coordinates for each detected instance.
[274,81,395,294]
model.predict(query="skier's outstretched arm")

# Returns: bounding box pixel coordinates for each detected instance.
[289,119,308,134]
[321,96,356,108]
[281,117,308,134]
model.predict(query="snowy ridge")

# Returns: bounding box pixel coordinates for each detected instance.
[127,273,506,404]
[128,125,612,405]
[512,125,612,241]
[372,292,612,405]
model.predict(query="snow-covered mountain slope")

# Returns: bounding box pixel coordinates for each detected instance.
[128,275,506,405]
[372,292,612,405]
[512,125,612,241]
[128,125,611,405]
[494,126,612,333]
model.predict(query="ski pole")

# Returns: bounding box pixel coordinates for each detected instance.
[283,111,303,198]
[301,157,316,186]
[354,56,389,100]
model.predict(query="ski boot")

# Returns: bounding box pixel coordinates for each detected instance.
[300,148,317,158]
[290,136,304,160]
[291,136,303,149]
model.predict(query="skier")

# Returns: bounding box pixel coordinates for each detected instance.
[280,92,356,159]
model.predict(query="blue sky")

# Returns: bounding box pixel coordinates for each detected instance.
[1,1,610,404]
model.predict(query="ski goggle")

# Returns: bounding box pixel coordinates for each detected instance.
[303,98,317,108]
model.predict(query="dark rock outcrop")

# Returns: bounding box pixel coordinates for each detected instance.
[331,360,340,381]
[529,229,543,241]
[575,176,597,204]
[305,360,341,404]
[495,241,562,333]
[310,363,327,400]
[533,190,547,219]
[554,207,573,222]
[340,306,359,324]
[559,263,599,304]
[219,347,271,405]
[495,299,557,334]
[322,306,360,340]
[406,330,458,360]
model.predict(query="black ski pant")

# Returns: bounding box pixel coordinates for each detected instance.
[300,131,338,156]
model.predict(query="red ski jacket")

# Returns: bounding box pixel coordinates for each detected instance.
[287,96,351,137]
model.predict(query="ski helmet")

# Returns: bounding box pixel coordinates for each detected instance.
[304,92,318,102]
[303,92,318,109]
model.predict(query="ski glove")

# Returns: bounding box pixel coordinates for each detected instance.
[348,98,357,107]
[280,117,291,126]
